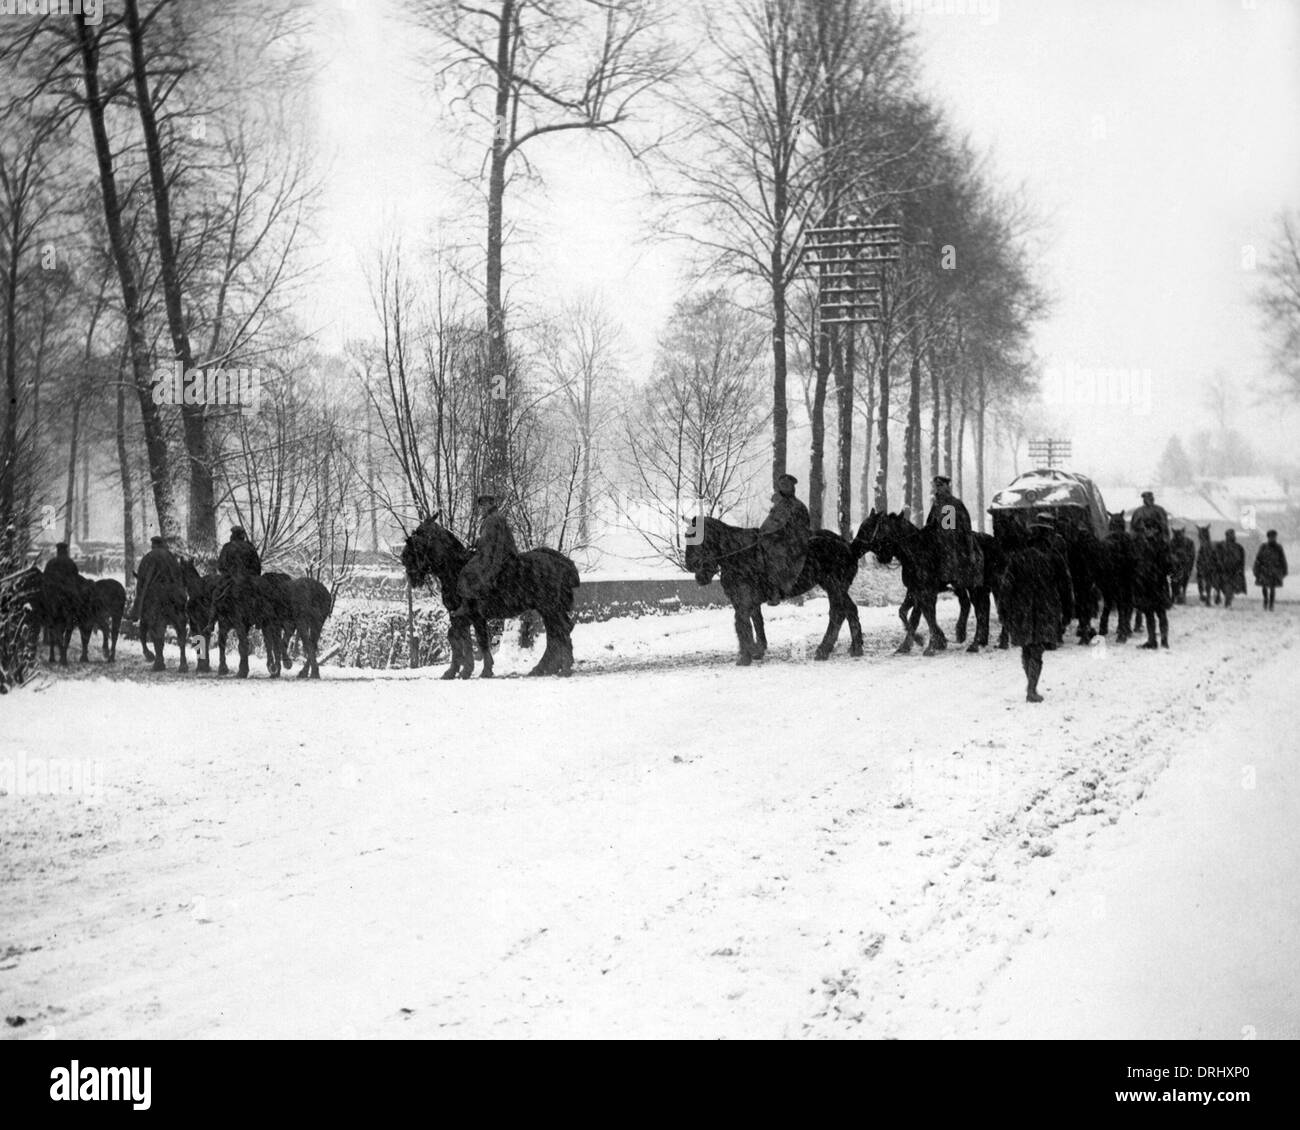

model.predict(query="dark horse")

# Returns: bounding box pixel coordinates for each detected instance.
[852,510,999,655]
[191,570,293,678]
[685,516,862,665]
[401,515,580,678]
[65,576,126,662]
[182,562,229,674]
[137,557,190,672]
[1195,526,1226,606]
[1169,528,1195,605]
[276,577,333,679]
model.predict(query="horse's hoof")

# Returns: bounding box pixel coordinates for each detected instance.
[1138,642,1157,650]
[955,631,967,644]
[440,669,457,680]
[481,668,494,679]
[966,643,981,653]
[893,645,912,656]
[814,648,830,661]
[297,668,309,679]
[922,647,938,657]
[849,644,864,658]
[152,662,165,672]
[736,654,752,666]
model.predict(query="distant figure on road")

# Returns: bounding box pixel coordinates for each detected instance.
[1220,528,1248,604]
[1001,515,1074,703]
[1253,530,1287,611]
[758,473,810,605]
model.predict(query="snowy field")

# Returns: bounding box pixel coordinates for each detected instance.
[2,592,1298,1039]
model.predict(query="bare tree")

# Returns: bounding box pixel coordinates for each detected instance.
[1256,210,1300,401]
[423,0,676,493]
[622,290,769,564]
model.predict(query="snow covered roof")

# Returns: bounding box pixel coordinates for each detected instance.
[1218,476,1292,505]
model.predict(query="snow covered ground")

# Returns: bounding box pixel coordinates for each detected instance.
[2,589,1297,1039]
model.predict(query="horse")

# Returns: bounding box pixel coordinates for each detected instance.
[181,560,230,674]
[136,556,190,672]
[192,571,293,678]
[38,571,81,666]
[1195,526,1225,606]
[1096,511,1134,643]
[1131,529,1171,648]
[684,515,862,665]
[277,576,332,679]
[1169,527,1195,605]
[401,514,580,678]
[63,576,125,662]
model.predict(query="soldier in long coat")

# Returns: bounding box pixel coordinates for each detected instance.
[925,475,976,587]
[758,473,810,605]
[128,536,179,620]
[1220,528,1248,597]
[454,491,519,613]
[1131,490,1171,576]
[1000,516,1074,703]
[1253,530,1287,611]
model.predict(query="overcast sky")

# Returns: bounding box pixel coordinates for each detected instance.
[308,0,1300,489]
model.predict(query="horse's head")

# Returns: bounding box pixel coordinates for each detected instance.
[1197,525,1211,543]
[1172,526,1185,540]
[1108,510,1126,533]
[682,516,715,585]
[852,510,883,563]
[402,512,459,589]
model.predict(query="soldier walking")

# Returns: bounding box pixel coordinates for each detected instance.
[1001,515,1074,703]
[1253,530,1287,611]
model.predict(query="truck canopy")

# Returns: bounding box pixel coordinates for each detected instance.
[989,469,1111,540]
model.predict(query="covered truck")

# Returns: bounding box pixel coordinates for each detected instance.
[989,468,1111,542]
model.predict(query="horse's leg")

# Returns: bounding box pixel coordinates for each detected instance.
[895,600,919,655]
[176,615,188,672]
[528,614,556,676]
[473,614,492,678]
[217,627,230,675]
[968,590,989,652]
[1158,609,1169,648]
[733,599,756,665]
[1138,611,1158,649]
[151,626,166,671]
[955,589,970,644]
[923,594,947,656]
[815,591,839,660]
[751,605,767,660]
[441,618,461,679]
[846,594,863,657]
[237,627,250,678]
[78,624,91,662]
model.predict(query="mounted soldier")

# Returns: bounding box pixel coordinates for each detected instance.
[43,541,80,589]
[1130,490,1171,541]
[925,474,979,588]
[757,473,810,606]
[217,525,262,579]
[452,489,519,616]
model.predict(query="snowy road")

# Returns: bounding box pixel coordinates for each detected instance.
[2,594,1297,1039]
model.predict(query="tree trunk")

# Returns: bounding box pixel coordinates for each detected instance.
[81,435,91,542]
[905,334,922,523]
[809,317,830,528]
[955,370,968,499]
[483,0,514,498]
[860,357,875,517]
[124,0,215,554]
[975,363,986,533]
[929,347,941,482]
[836,327,854,538]
[770,255,787,484]
[0,209,19,551]
[76,14,178,542]
[943,376,954,478]
[63,398,80,544]
[116,375,135,585]
[874,338,891,512]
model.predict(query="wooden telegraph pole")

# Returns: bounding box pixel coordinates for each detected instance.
[1027,438,1073,470]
